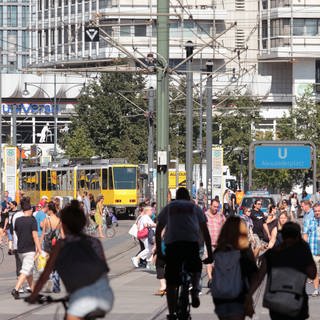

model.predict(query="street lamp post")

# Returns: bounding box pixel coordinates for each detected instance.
[206,61,213,208]
[234,147,244,190]
[185,41,194,193]
[147,87,155,201]
[53,74,57,160]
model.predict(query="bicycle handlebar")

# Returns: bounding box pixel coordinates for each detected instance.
[25,294,69,305]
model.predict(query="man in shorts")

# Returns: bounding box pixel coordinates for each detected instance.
[156,187,213,320]
[11,197,41,299]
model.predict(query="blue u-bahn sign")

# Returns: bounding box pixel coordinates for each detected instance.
[255,145,312,169]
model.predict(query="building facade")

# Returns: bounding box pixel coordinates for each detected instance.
[0,0,30,72]
[29,0,320,139]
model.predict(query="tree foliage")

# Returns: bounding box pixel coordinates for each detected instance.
[61,73,148,163]
[212,94,261,189]
[276,86,320,189]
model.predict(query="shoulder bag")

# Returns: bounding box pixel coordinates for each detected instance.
[263,267,306,317]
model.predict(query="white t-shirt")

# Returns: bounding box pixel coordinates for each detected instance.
[138,215,154,231]
[158,200,206,244]
[12,210,24,250]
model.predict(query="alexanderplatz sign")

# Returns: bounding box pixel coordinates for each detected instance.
[248,141,316,194]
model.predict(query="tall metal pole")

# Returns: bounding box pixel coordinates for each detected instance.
[147,87,155,201]
[199,58,203,184]
[240,151,244,190]
[0,72,2,199]
[156,0,169,211]
[185,41,194,193]
[12,104,17,146]
[53,73,57,160]
[206,61,213,208]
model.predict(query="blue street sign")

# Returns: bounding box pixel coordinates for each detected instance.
[255,145,311,169]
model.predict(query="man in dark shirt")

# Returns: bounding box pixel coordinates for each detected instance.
[11,197,41,299]
[250,199,269,241]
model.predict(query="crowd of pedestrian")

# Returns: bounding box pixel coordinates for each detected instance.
[129,187,320,320]
[0,189,114,320]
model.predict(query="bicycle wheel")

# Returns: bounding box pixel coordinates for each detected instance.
[106,226,115,238]
[177,283,190,320]
[0,247,4,265]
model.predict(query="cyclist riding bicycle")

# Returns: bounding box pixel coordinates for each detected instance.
[26,200,114,320]
[156,187,213,320]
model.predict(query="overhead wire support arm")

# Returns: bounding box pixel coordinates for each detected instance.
[172,22,237,72]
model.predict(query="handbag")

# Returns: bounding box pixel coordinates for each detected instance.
[263,267,306,317]
[137,227,149,239]
[128,223,138,238]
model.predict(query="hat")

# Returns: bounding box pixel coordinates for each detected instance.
[41,195,48,200]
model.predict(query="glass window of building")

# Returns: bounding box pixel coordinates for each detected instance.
[305,19,318,36]
[134,24,146,37]
[120,20,131,36]
[0,6,3,27]
[293,19,304,36]
[7,6,18,27]
[22,6,29,27]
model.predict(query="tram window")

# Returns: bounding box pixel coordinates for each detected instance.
[57,171,62,190]
[78,170,86,189]
[35,172,40,191]
[91,169,100,189]
[51,170,58,190]
[113,167,137,189]
[22,172,28,190]
[41,171,47,191]
[68,170,74,191]
[60,171,68,190]
[102,169,108,189]
[83,170,89,189]
[108,167,114,189]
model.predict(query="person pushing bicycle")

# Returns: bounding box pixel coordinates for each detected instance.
[155,187,213,320]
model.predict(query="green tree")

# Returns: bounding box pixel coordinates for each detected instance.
[61,73,148,163]
[212,94,261,188]
[62,126,95,158]
[276,86,320,189]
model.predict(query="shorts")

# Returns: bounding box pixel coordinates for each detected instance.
[19,252,35,276]
[68,275,114,318]
[164,241,202,286]
[313,255,320,274]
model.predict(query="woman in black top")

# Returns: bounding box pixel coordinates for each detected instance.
[28,200,113,320]
[248,222,316,320]
[213,216,258,320]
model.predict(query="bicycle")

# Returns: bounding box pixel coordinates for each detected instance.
[176,262,192,320]
[29,294,106,320]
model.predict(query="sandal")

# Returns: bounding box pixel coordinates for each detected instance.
[154,289,166,296]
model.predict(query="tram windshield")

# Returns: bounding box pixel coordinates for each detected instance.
[113,167,137,189]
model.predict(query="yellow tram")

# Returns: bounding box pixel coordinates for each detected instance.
[20,159,139,217]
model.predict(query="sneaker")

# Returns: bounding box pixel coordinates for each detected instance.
[312,289,319,297]
[18,288,24,294]
[25,286,32,293]
[191,292,200,308]
[11,289,19,300]
[131,256,139,268]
